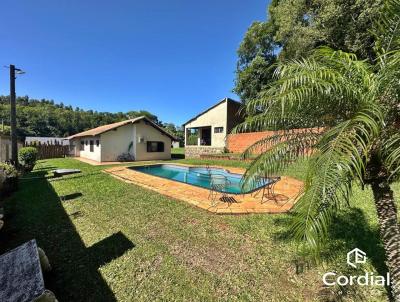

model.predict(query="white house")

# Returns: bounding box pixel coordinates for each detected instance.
[67,116,175,162]
[171,141,181,148]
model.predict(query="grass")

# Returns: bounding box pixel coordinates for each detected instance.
[0,157,398,301]
[171,147,185,155]
[171,147,185,159]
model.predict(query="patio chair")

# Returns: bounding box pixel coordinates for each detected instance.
[208,174,231,206]
[252,176,281,203]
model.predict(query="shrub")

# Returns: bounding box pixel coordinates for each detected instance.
[18,147,38,171]
[0,163,18,178]
[0,163,18,196]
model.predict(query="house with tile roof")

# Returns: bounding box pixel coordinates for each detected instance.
[67,116,175,162]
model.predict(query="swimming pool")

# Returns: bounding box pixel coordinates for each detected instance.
[129,164,269,194]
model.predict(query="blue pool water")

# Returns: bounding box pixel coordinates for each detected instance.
[130,164,267,194]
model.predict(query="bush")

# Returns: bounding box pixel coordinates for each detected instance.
[0,163,18,196]
[18,147,38,171]
[0,163,18,178]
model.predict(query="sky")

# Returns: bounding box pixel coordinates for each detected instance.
[0,0,269,125]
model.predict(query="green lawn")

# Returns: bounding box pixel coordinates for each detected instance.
[171,147,185,159]
[0,158,398,301]
[171,147,185,155]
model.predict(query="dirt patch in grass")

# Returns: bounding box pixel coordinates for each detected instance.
[133,255,164,284]
[215,221,230,232]
[143,218,251,277]
[183,217,200,226]
[169,239,243,276]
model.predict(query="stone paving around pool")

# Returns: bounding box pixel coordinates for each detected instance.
[104,164,304,214]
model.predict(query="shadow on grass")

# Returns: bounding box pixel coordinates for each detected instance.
[0,168,135,301]
[272,208,387,276]
[60,192,83,201]
[326,208,386,275]
[171,154,185,159]
[48,172,102,183]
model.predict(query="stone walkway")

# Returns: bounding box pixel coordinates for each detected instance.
[104,164,304,214]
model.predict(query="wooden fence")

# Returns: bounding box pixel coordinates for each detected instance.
[25,142,69,160]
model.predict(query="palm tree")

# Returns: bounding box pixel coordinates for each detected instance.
[235,0,400,300]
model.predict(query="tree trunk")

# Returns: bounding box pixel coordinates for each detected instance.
[371,178,400,301]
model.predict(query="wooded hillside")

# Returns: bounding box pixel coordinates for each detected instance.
[0,95,182,139]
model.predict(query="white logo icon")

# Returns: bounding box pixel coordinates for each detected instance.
[347,248,367,268]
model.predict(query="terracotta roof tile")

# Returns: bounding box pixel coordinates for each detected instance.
[67,116,176,140]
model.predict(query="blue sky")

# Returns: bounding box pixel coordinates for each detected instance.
[0,0,269,125]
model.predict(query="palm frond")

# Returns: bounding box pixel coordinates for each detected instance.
[240,129,323,189]
[374,0,400,55]
[382,133,400,180]
[231,110,324,133]
[242,48,374,121]
[317,105,383,180]
[291,106,383,250]
[376,50,400,98]
[234,8,395,253]
[291,160,353,251]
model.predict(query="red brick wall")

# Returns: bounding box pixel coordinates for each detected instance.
[226,128,322,154]
[226,131,274,154]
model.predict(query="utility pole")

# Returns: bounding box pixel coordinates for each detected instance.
[8,64,24,167]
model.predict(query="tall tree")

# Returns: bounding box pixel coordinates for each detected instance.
[234,20,277,103]
[236,0,400,299]
[235,0,383,104]
[0,96,169,138]
[271,0,382,61]
[163,123,184,141]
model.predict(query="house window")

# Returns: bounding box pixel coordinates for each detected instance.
[214,127,224,133]
[186,128,199,146]
[96,140,100,147]
[90,140,94,152]
[80,141,84,151]
[85,140,88,145]
[147,141,164,152]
